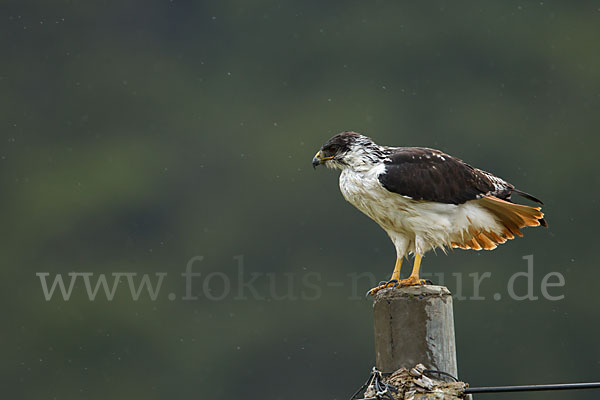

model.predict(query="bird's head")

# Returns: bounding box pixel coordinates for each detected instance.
[312,131,382,170]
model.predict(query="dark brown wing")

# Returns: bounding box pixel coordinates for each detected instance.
[377,147,515,204]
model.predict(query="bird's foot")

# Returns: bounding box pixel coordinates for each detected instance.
[366,276,427,296]
[395,275,427,287]
[365,280,398,297]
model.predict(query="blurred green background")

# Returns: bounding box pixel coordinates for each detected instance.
[3,1,600,399]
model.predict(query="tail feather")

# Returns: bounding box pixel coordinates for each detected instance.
[468,238,482,250]
[480,196,545,228]
[512,189,544,205]
[476,232,497,250]
[486,230,507,244]
[451,195,546,251]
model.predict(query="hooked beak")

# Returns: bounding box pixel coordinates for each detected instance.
[312,151,334,169]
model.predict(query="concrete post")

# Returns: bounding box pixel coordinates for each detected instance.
[373,285,458,377]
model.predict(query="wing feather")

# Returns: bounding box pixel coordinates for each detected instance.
[377,147,540,205]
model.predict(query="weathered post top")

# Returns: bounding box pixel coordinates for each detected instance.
[373,285,458,378]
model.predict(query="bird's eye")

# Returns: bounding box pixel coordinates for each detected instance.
[323,145,336,154]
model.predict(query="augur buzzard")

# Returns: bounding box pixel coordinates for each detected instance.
[312,131,547,295]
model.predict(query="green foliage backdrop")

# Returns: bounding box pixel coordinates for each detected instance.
[2,1,600,399]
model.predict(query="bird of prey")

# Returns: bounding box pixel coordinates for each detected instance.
[312,131,547,295]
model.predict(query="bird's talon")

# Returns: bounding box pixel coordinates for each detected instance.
[394,276,428,287]
[366,279,399,296]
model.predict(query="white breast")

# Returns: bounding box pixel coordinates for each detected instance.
[339,164,412,231]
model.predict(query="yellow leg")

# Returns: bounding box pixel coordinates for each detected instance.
[398,253,426,286]
[409,253,422,279]
[390,257,403,281]
[367,255,426,296]
[366,257,403,296]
